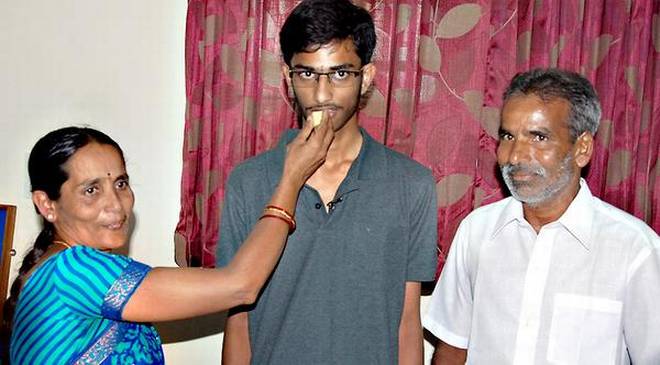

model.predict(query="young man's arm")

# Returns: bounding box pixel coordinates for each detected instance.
[432,340,467,365]
[222,309,251,365]
[217,174,252,365]
[398,281,423,364]
[424,219,473,365]
[400,171,438,364]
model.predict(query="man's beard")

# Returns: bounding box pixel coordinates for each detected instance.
[500,153,575,207]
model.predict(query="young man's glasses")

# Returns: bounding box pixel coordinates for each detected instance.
[289,68,363,88]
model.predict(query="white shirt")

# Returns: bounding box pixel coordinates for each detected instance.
[424,179,660,364]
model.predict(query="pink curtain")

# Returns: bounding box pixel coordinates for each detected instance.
[176,0,660,272]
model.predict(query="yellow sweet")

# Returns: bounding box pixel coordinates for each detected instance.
[311,111,324,127]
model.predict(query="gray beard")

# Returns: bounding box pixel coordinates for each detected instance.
[500,154,574,207]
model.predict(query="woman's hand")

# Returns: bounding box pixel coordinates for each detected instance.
[122,113,334,324]
[281,112,334,188]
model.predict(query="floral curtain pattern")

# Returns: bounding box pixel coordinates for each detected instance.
[176,0,660,272]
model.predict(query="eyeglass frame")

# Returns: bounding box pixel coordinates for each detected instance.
[288,67,365,88]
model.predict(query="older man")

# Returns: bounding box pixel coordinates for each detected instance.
[424,68,660,364]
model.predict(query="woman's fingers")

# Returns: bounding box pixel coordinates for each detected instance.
[282,111,335,184]
[307,112,332,144]
[296,114,316,142]
[319,119,334,149]
[291,112,328,150]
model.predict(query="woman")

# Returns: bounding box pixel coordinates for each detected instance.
[3,119,332,364]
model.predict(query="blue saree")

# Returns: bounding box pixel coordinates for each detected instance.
[11,246,164,364]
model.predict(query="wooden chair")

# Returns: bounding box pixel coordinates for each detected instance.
[0,205,16,324]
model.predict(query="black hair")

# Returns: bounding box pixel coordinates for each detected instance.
[503,68,602,140]
[279,0,377,67]
[0,126,123,362]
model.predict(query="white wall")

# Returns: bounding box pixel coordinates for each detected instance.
[0,1,222,363]
[0,2,436,363]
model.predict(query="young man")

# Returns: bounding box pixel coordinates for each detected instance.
[217,0,438,364]
[424,69,660,364]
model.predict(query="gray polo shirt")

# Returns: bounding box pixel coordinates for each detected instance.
[217,128,438,364]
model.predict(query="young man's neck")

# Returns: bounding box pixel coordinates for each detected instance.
[303,115,363,206]
[325,116,362,165]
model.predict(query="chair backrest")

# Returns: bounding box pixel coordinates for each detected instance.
[0,205,16,324]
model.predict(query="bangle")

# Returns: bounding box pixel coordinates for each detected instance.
[264,205,294,221]
[262,205,296,233]
[259,214,296,233]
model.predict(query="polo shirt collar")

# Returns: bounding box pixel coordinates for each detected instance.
[353,128,389,181]
[492,178,595,249]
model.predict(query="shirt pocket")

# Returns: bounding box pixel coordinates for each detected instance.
[547,293,622,365]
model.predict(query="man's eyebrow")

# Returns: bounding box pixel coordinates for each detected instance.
[528,127,552,135]
[291,63,357,71]
[328,63,357,70]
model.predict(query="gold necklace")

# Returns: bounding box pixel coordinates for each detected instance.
[53,240,73,249]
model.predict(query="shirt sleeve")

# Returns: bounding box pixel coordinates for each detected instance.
[216,171,250,268]
[423,218,473,349]
[54,246,151,320]
[623,242,660,364]
[405,171,438,282]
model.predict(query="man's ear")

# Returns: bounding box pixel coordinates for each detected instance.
[282,64,295,100]
[360,63,376,96]
[281,64,292,89]
[32,191,57,222]
[574,132,594,168]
